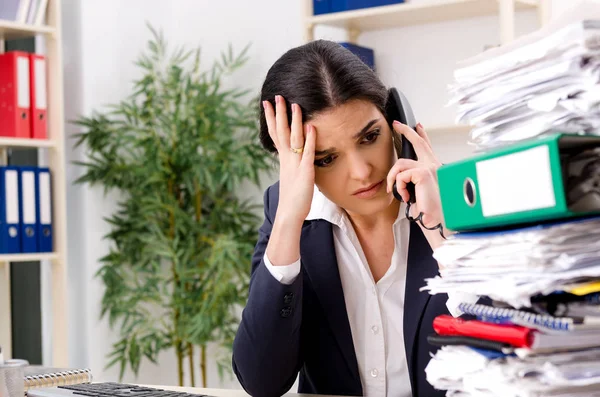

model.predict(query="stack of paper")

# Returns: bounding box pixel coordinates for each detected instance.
[423,272,600,396]
[449,1,600,150]
[426,345,600,397]
[423,216,600,308]
[422,212,600,396]
[423,3,600,395]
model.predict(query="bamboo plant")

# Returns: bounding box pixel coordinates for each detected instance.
[72,25,272,387]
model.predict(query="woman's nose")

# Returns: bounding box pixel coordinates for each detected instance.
[348,154,372,181]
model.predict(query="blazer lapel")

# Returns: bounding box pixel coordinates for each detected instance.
[300,219,361,382]
[403,222,437,378]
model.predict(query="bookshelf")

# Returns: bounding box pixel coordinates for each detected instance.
[0,20,55,40]
[302,0,552,134]
[0,0,68,367]
[0,137,57,148]
[307,0,537,31]
[0,253,59,263]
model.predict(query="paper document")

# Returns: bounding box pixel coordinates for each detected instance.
[423,216,600,307]
[447,4,600,150]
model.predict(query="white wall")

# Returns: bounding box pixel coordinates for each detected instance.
[58,0,549,391]
[551,0,571,15]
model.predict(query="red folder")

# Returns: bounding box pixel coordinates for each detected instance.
[0,51,31,138]
[433,315,534,348]
[29,54,47,140]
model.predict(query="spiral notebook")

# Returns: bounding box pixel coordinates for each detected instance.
[458,302,600,332]
[24,366,93,392]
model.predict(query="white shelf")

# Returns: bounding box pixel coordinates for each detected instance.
[0,252,58,263]
[308,0,538,31]
[0,137,57,148]
[0,19,55,40]
[426,124,471,134]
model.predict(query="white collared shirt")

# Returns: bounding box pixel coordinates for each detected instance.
[264,188,474,397]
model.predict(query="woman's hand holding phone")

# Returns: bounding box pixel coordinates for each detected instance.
[386,122,445,238]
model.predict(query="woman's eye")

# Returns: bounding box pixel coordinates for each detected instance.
[362,130,381,144]
[315,155,336,168]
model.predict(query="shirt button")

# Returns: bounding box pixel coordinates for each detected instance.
[371,286,376,295]
[370,368,379,378]
[371,325,379,334]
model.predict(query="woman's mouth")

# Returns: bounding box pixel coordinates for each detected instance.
[352,180,384,199]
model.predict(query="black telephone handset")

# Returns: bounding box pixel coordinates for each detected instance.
[385,88,417,203]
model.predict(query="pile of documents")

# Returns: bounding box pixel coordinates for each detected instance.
[426,345,600,396]
[422,219,600,396]
[449,1,600,150]
[425,216,600,308]
[423,3,600,396]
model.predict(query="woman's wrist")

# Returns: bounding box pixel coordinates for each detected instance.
[267,212,304,267]
[273,210,305,230]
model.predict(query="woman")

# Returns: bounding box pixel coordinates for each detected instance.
[232,40,464,397]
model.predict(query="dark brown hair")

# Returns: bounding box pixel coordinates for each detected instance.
[258,40,393,153]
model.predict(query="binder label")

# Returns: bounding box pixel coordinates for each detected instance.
[34,58,47,110]
[40,172,51,224]
[23,171,36,224]
[5,170,18,224]
[476,145,556,217]
[17,56,30,109]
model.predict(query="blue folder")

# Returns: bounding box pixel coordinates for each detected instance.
[0,167,21,253]
[313,0,331,14]
[18,166,38,253]
[331,0,404,12]
[339,42,375,70]
[35,167,53,253]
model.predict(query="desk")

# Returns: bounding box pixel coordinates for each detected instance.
[152,384,343,397]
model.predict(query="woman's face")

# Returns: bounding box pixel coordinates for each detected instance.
[310,99,397,217]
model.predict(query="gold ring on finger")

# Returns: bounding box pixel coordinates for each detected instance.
[290,147,304,154]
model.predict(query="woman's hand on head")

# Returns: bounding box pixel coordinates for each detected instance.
[386,122,444,229]
[263,95,316,226]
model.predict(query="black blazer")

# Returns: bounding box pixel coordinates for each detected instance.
[232,182,449,397]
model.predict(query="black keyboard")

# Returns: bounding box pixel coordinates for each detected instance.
[55,383,215,397]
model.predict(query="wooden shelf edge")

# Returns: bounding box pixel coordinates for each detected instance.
[426,124,471,133]
[0,252,58,263]
[515,0,538,6]
[0,19,55,39]
[0,137,57,148]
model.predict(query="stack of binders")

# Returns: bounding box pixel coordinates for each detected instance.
[423,3,600,396]
[0,167,53,254]
[0,51,48,140]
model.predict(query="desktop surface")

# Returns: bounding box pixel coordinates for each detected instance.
[156,384,344,397]
[27,382,344,397]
